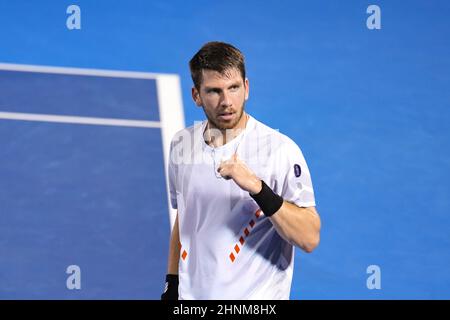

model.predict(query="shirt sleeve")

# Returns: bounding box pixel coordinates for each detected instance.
[276,138,316,208]
[168,139,178,210]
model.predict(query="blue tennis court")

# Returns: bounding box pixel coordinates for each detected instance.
[0,65,183,299]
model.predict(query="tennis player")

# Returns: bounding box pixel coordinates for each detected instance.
[161,41,321,300]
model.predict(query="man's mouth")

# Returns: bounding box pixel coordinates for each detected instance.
[218,112,235,121]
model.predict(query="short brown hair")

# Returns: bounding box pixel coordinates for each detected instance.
[189,41,246,90]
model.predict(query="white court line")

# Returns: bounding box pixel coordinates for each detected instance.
[0,63,171,79]
[156,74,185,229]
[0,111,161,128]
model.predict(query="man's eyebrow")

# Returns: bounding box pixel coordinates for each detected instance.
[203,81,241,91]
[228,81,241,87]
[203,86,221,91]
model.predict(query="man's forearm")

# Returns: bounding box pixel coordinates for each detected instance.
[269,202,321,253]
[167,213,180,274]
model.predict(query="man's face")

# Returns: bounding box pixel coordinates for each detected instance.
[192,68,249,130]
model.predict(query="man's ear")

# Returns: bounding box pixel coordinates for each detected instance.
[244,78,249,101]
[192,86,202,107]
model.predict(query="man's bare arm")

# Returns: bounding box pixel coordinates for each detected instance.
[269,204,321,253]
[167,212,180,274]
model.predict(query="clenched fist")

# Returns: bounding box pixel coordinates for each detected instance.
[217,154,263,195]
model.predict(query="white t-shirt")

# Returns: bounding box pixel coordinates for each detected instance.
[168,115,316,300]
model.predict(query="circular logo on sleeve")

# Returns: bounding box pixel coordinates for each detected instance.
[294,164,302,177]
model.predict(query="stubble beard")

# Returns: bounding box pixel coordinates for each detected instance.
[204,102,245,131]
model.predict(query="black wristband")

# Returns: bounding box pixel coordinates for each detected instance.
[250,180,283,217]
[161,274,179,300]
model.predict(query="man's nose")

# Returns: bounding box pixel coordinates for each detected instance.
[220,91,232,107]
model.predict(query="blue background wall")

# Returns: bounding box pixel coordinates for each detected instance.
[0,0,449,299]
